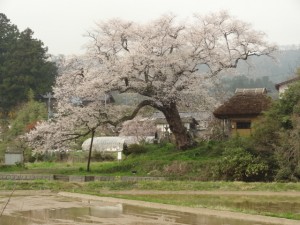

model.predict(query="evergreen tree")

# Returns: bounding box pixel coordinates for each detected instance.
[0,13,57,115]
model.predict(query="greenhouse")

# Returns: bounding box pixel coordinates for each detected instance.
[81,136,155,152]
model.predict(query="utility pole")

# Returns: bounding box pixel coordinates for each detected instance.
[42,92,53,120]
[87,129,95,172]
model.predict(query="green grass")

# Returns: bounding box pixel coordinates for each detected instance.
[1,180,300,192]
[0,142,222,178]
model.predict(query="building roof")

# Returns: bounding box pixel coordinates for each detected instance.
[155,116,198,125]
[152,111,212,122]
[235,88,267,94]
[275,76,300,90]
[213,89,271,119]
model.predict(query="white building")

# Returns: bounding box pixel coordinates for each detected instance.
[152,111,212,137]
[275,76,300,97]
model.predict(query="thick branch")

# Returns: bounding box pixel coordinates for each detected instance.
[56,99,162,144]
[107,99,163,126]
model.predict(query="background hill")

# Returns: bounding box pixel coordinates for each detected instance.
[220,47,300,97]
[235,48,300,83]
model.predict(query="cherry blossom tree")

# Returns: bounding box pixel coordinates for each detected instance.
[84,11,276,149]
[26,56,133,149]
[26,55,142,170]
[119,116,156,142]
[27,11,276,151]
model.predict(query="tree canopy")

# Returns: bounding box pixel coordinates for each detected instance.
[27,11,276,151]
[0,13,57,114]
[252,69,300,181]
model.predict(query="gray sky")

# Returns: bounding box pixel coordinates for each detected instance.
[1,0,300,55]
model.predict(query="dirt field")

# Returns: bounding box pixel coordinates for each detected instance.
[0,190,299,225]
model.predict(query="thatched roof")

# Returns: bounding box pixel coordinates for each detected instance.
[213,90,271,119]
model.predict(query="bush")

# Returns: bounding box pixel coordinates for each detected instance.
[123,144,147,156]
[214,147,270,181]
[92,152,115,161]
[32,151,68,162]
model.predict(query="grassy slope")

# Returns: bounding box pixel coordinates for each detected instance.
[0,142,222,179]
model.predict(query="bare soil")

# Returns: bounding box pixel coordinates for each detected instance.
[0,190,299,225]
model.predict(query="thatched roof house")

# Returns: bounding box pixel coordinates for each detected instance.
[213,88,271,136]
[214,88,271,119]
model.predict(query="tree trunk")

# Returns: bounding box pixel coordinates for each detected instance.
[118,99,195,150]
[162,102,195,150]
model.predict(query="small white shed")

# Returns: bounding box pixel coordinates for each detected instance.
[5,152,23,165]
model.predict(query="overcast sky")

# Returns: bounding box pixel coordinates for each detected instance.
[1,0,300,55]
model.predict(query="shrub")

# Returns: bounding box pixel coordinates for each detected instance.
[123,144,147,156]
[215,147,270,181]
[92,152,115,161]
[274,117,300,182]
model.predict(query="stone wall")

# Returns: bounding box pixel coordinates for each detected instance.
[0,173,165,182]
[0,174,53,180]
